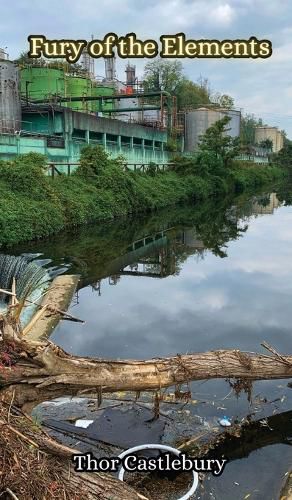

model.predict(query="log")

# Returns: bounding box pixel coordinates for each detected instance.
[1,335,292,407]
[0,308,291,407]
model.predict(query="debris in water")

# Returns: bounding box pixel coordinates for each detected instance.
[75,419,94,428]
[218,416,232,427]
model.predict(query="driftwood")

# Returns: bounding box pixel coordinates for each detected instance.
[24,296,85,323]
[0,311,292,408]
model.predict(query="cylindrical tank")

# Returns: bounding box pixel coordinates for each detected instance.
[276,130,284,152]
[0,57,21,133]
[184,107,241,152]
[91,84,115,115]
[255,126,284,153]
[65,75,92,112]
[20,67,65,101]
[115,93,140,122]
[224,109,241,137]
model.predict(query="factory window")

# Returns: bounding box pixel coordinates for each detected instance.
[121,136,131,148]
[72,129,86,141]
[89,132,103,143]
[144,139,152,149]
[133,138,142,148]
[107,134,118,144]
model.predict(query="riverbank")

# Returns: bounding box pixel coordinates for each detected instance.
[0,147,285,246]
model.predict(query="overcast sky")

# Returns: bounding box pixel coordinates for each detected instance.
[3,0,292,136]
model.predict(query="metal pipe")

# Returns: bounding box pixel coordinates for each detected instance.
[29,90,171,104]
[107,106,161,113]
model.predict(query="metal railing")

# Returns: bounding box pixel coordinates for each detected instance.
[122,163,175,173]
[46,162,175,177]
[46,163,80,177]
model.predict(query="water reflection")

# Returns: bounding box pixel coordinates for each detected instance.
[34,191,281,295]
[13,190,290,361]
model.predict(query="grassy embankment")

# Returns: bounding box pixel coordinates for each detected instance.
[0,147,285,246]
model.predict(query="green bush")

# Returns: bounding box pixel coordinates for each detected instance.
[77,145,116,178]
[0,153,56,201]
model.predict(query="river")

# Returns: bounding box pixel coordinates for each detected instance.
[12,187,292,499]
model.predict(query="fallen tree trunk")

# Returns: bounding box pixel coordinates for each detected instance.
[0,315,291,407]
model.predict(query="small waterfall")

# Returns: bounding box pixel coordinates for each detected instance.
[0,254,50,302]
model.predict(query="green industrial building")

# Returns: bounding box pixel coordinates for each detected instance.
[1,105,168,169]
[0,60,169,167]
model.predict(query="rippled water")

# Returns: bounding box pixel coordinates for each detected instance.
[11,188,292,499]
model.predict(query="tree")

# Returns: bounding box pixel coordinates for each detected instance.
[212,92,234,109]
[143,59,183,94]
[14,50,88,76]
[272,143,292,169]
[197,75,211,98]
[240,114,264,147]
[198,116,240,167]
[14,51,46,67]
[259,138,273,150]
[176,77,210,110]
[143,61,212,112]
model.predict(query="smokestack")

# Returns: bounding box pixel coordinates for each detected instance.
[104,51,117,81]
[125,63,136,87]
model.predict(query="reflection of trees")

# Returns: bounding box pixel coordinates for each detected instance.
[276,183,292,206]
[17,190,280,290]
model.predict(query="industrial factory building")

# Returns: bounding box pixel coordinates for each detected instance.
[0,50,170,167]
[255,126,284,153]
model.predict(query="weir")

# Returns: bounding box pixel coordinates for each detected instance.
[0,254,50,299]
[0,254,51,324]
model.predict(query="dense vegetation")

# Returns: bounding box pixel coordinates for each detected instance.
[0,155,283,248]
[272,141,292,169]
[143,59,234,112]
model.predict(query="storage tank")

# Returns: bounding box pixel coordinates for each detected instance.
[20,67,65,101]
[0,53,21,133]
[66,75,92,112]
[91,84,115,115]
[184,107,241,152]
[276,130,284,152]
[115,94,141,122]
[254,126,283,153]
